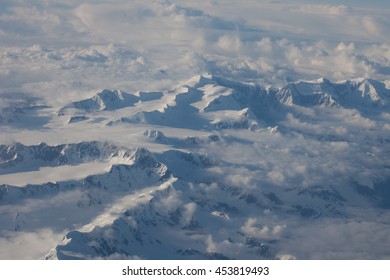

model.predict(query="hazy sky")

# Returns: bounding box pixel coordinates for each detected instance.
[286,0,390,8]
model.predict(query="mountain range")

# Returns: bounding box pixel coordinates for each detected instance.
[0,75,389,259]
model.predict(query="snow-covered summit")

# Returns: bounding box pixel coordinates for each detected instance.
[0,141,131,174]
[53,75,390,131]
[58,89,139,114]
[276,77,390,109]
[179,75,390,113]
[1,75,389,260]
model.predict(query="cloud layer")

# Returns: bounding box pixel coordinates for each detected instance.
[0,0,390,107]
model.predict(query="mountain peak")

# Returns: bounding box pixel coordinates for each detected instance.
[129,147,168,173]
[95,89,125,103]
[182,73,215,88]
[58,89,139,114]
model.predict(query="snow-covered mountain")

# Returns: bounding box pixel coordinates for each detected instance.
[276,78,390,109]
[0,75,389,260]
[58,89,139,115]
[0,141,124,173]
[57,74,390,131]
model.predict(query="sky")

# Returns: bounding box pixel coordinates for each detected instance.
[304,0,390,8]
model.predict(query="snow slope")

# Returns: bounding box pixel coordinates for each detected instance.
[1,75,389,259]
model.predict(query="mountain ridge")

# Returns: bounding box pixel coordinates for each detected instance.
[1,74,389,260]
[55,75,390,132]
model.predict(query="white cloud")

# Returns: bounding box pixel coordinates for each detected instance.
[182,202,197,224]
[280,218,390,259]
[153,189,182,215]
[294,4,351,16]
[256,37,273,53]
[206,234,217,252]
[216,35,242,53]
[267,170,285,185]
[362,16,382,37]
[241,218,286,239]
[0,229,65,259]
[335,42,355,52]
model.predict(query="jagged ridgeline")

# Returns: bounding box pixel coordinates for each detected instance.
[0,75,389,259]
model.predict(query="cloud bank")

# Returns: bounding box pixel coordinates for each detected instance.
[0,0,389,106]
